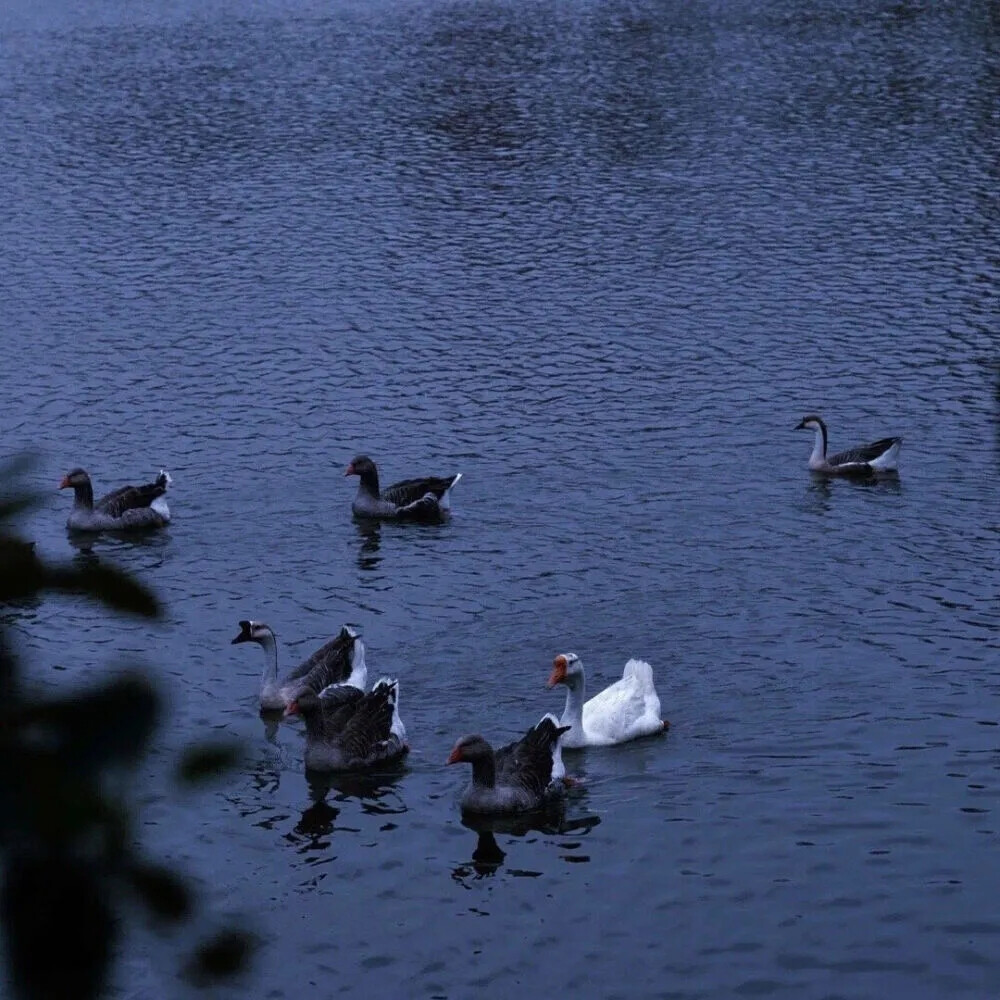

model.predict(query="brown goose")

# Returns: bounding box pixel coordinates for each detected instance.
[446,713,571,815]
[231,621,366,712]
[59,468,172,531]
[285,678,408,772]
[795,415,902,475]
[345,455,461,521]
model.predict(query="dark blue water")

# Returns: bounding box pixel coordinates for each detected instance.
[1,0,998,997]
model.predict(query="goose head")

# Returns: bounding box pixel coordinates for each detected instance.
[547,653,583,688]
[284,690,321,719]
[795,414,826,433]
[231,620,275,645]
[344,455,376,478]
[447,734,492,765]
[58,468,91,490]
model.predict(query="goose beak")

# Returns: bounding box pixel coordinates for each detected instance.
[794,419,806,430]
[547,655,568,688]
[284,701,299,717]
[58,476,71,489]
[231,633,247,644]
[446,747,463,765]
[344,463,355,477]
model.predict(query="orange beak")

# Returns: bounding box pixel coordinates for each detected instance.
[284,701,299,717]
[344,463,355,477]
[446,747,463,765]
[547,654,568,688]
[58,476,71,489]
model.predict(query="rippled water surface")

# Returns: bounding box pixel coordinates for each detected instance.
[1,0,998,997]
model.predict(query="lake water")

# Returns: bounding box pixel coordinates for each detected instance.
[1,0,997,997]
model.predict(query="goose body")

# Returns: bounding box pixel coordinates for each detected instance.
[447,713,571,815]
[548,653,668,748]
[345,455,461,521]
[231,621,366,712]
[286,678,408,772]
[795,415,901,475]
[60,468,172,531]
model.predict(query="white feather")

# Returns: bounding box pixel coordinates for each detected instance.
[437,472,462,511]
[542,711,567,780]
[376,677,406,740]
[556,656,665,748]
[868,439,901,470]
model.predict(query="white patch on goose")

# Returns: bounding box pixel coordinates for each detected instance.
[438,472,462,510]
[868,439,901,470]
[544,711,567,781]
[346,639,367,690]
[151,497,171,521]
[376,677,406,740]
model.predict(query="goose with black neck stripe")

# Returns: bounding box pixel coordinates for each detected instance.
[795,415,901,475]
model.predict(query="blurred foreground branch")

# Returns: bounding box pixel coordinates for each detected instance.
[0,455,253,998]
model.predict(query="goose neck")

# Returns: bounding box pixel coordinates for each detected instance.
[73,482,94,511]
[811,423,828,462]
[345,640,367,690]
[470,751,497,790]
[561,673,586,730]
[358,466,380,499]
[258,632,279,685]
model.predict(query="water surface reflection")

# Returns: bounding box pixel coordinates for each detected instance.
[452,810,603,886]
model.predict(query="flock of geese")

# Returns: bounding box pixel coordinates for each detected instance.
[59,414,901,817]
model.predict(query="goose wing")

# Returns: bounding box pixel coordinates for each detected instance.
[96,471,170,517]
[334,682,401,765]
[381,475,458,507]
[317,684,365,732]
[285,629,353,688]
[827,437,899,468]
[496,716,566,798]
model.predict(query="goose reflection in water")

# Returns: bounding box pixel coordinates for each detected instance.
[66,527,171,561]
[355,520,382,571]
[452,810,602,885]
[292,798,344,850]
[804,469,903,516]
[288,771,409,856]
[305,767,408,814]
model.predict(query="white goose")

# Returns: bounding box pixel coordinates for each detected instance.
[795,415,901,475]
[547,653,668,748]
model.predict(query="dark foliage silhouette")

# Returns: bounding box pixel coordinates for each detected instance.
[0,455,253,998]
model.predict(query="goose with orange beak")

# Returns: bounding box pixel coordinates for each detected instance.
[547,652,668,748]
[446,713,571,815]
[59,467,172,532]
[345,455,462,521]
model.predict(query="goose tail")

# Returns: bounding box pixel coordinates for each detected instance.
[869,438,902,471]
[438,472,462,511]
[375,677,406,740]
[623,658,655,689]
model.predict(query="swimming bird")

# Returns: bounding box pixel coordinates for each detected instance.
[795,415,902,475]
[285,678,408,772]
[231,621,366,712]
[547,653,668,748]
[446,714,571,815]
[345,455,461,521]
[59,468,172,531]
